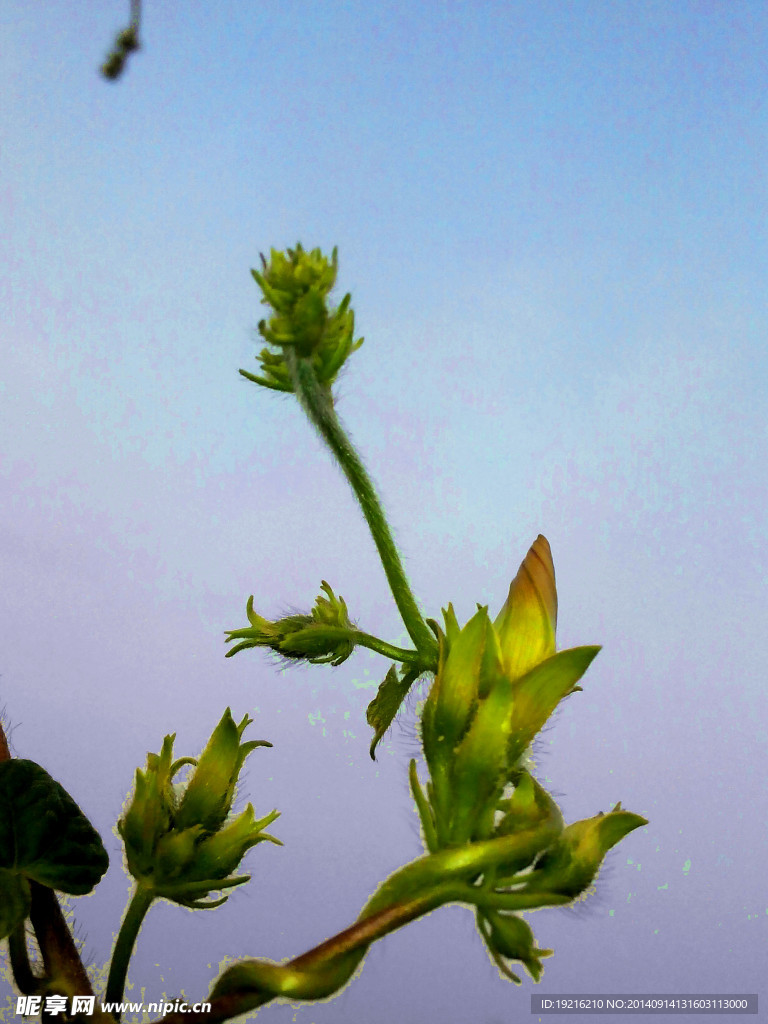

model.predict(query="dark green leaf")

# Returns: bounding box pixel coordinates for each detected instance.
[366,664,423,760]
[0,759,109,897]
[0,867,31,940]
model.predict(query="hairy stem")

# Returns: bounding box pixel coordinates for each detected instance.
[29,882,93,997]
[153,820,562,1024]
[348,629,424,664]
[286,350,438,664]
[105,886,155,1016]
[7,923,39,995]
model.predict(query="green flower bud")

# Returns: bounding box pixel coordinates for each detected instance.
[421,606,488,764]
[240,244,363,392]
[420,606,501,836]
[419,537,606,848]
[525,805,648,900]
[118,709,280,908]
[225,581,356,666]
[493,769,563,839]
[118,736,186,880]
[175,709,269,833]
[478,908,553,984]
[447,665,513,844]
[190,804,281,882]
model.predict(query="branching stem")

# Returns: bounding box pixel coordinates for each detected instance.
[286,350,438,664]
[153,820,562,1024]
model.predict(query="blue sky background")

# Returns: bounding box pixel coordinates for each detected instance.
[2,2,766,1021]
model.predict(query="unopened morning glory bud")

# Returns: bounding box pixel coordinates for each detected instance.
[494,534,557,682]
[420,537,602,846]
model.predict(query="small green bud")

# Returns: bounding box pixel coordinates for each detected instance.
[525,806,648,900]
[101,26,139,80]
[478,909,553,984]
[225,581,357,666]
[190,804,281,882]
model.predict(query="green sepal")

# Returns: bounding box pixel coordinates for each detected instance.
[0,759,108,907]
[421,607,487,766]
[494,769,564,841]
[238,367,293,392]
[366,663,424,760]
[526,805,648,899]
[188,804,282,882]
[447,670,514,844]
[506,646,600,766]
[477,908,553,984]
[408,760,438,853]
[156,873,250,909]
[175,708,268,833]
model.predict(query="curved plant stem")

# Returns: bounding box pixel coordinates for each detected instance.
[0,721,10,761]
[348,629,424,664]
[29,882,94,997]
[153,821,563,1024]
[7,923,39,995]
[153,884,465,1024]
[105,886,155,1016]
[285,350,438,664]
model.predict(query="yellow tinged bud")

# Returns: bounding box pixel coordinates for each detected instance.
[494,535,557,681]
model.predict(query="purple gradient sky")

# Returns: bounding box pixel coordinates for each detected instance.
[2,2,767,1022]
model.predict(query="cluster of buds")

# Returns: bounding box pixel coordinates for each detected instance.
[118,709,281,908]
[418,535,597,847]
[225,580,357,666]
[411,536,646,982]
[240,244,364,392]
